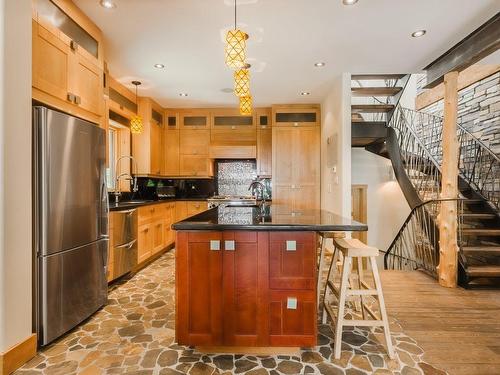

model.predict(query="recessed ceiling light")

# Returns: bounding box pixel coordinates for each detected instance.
[342,0,359,5]
[300,92,311,96]
[179,93,188,97]
[154,63,165,69]
[411,30,426,38]
[314,62,326,67]
[99,0,116,9]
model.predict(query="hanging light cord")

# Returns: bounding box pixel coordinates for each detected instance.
[234,0,237,30]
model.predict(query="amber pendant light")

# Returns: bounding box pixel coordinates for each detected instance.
[239,95,252,115]
[234,65,250,97]
[130,81,143,134]
[225,0,248,69]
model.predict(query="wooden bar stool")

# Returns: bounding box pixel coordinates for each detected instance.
[317,231,345,308]
[323,237,394,360]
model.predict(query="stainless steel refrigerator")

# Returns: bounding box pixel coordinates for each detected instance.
[33,106,109,346]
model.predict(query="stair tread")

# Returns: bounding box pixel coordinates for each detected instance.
[462,246,500,252]
[467,266,500,277]
[351,87,403,97]
[461,213,497,219]
[462,228,500,235]
[352,104,395,113]
[352,74,406,80]
[352,120,387,125]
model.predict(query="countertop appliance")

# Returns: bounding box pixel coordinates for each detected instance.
[33,106,108,346]
[207,195,257,208]
[109,208,137,279]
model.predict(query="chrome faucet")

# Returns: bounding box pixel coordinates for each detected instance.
[113,155,139,204]
[248,180,266,205]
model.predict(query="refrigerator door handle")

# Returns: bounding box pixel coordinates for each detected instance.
[100,172,109,239]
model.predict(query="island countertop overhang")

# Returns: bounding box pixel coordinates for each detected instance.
[172,204,367,232]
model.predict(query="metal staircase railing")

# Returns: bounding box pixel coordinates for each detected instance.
[400,107,500,210]
[384,198,465,275]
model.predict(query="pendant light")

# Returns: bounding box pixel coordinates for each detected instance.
[239,95,252,115]
[130,81,143,134]
[225,0,248,69]
[234,65,250,97]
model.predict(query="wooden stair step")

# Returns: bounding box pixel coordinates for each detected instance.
[461,213,497,219]
[461,228,500,236]
[351,120,387,126]
[466,266,500,277]
[351,104,394,113]
[352,74,406,81]
[351,87,402,97]
[462,246,500,253]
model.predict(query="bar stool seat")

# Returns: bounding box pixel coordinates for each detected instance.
[323,237,394,360]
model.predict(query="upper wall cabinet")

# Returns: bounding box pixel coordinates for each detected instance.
[132,97,165,176]
[108,77,137,120]
[32,0,105,125]
[255,108,272,177]
[179,110,210,130]
[210,108,256,145]
[272,105,320,127]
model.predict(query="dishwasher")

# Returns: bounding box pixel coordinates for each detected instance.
[110,208,138,279]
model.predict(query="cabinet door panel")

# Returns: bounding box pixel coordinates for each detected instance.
[180,129,210,155]
[186,201,208,217]
[294,127,320,184]
[176,231,223,346]
[33,21,70,102]
[180,155,213,177]
[269,232,316,290]
[137,223,152,264]
[69,53,103,116]
[152,220,164,254]
[150,122,162,175]
[269,290,316,347]
[222,232,268,346]
[164,129,180,176]
[272,128,294,184]
[257,128,272,177]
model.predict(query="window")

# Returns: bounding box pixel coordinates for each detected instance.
[106,119,131,191]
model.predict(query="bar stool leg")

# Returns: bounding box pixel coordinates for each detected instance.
[369,256,395,359]
[322,245,338,324]
[334,255,352,359]
[317,234,326,307]
[356,257,366,320]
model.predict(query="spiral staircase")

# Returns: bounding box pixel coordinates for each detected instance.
[351,74,500,288]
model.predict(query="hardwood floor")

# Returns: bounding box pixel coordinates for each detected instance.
[381,270,500,375]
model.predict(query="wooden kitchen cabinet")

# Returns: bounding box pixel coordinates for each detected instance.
[186,201,208,216]
[210,108,256,145]
[179,110,210,129]
[132,97,165,176]
[272,104,320,127]
[179,156,213,177]
[163,203,176,247]
[32,20,104,123]
[256,109,272,177]
[175,201,188,222]
[273,126,320,210]
[176,230,317,347]
[137,223,153,264]
[180,129,210,155]
[164,111,180,176]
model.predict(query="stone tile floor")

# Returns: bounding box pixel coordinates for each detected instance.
[16,250,447,375]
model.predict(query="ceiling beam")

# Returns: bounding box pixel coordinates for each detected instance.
[423,12,500,89]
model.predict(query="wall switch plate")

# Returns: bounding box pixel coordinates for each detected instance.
[210,240,220,251]
[286,240,296,251]
[287,297,298,310]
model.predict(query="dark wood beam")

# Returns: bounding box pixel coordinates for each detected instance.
[424,12,500,88]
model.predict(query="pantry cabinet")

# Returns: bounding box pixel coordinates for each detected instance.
[176,231,317,347]
[273,124,320,211]
[256,109,272,177]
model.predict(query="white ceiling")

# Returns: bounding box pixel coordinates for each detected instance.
[74,0,499,108]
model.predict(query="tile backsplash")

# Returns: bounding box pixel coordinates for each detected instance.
[217,160,257,196]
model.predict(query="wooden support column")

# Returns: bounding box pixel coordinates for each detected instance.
[438,71,459,288]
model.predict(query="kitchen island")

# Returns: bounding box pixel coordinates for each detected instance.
[172,204,367,349]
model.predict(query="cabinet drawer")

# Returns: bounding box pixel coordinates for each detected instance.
[186,201,208,217]
[138,204,162,225]
[269,290,316,347]
[269,232,317,290]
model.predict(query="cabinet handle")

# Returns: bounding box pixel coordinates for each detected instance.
[210,240,220,251]
[224,240,235,251]
[70,40,78,51]
[286,240,296,251]
[231,126,236,130]
[74,95,81,105]
[286,297,298,310]
[67,93,75,102]
[293,122,299,127]
[193,150,198,155]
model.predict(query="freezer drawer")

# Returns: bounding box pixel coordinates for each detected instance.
[38,239,108,346]
[111,239,138,280]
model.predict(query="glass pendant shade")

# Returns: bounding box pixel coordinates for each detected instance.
[225,29,248,69]
[130,114,143,134]
[239,95,252,115]
[234,68,250,97]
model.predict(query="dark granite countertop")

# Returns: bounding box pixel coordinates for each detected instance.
[109,198,208,211]
[171,204,367,231]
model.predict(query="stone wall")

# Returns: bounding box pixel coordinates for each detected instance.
[421,72,500,156]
